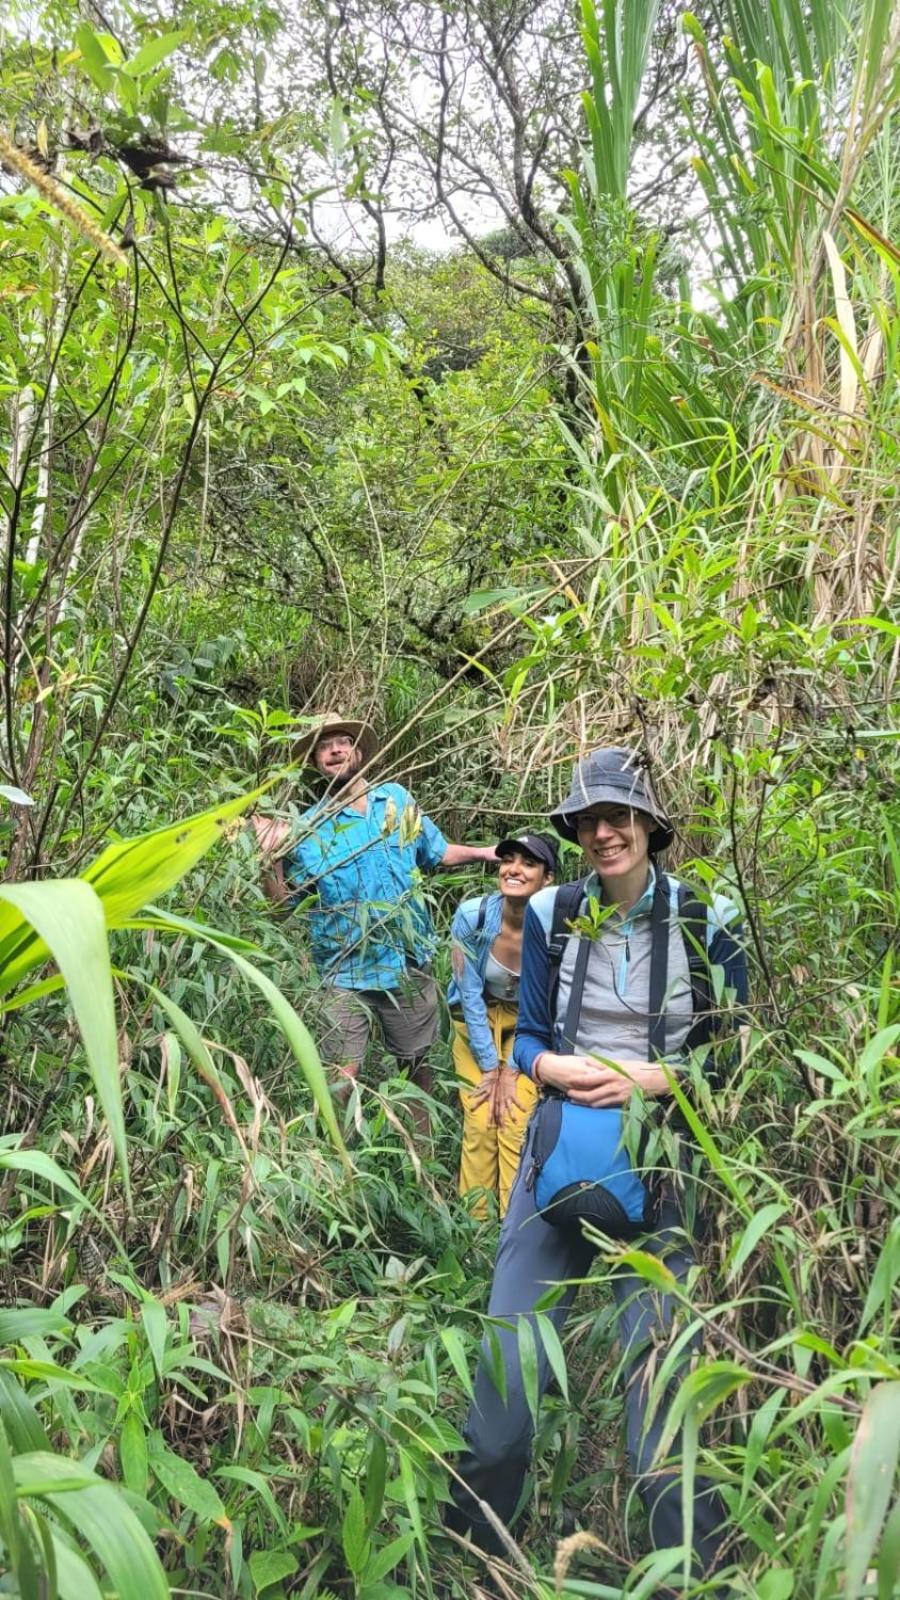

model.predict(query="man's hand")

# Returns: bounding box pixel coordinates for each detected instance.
[469,1064,525,1128]
[250,814,291,856]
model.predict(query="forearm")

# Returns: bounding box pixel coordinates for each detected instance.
[441,843,497,867]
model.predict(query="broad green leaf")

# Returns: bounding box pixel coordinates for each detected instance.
[877,1496,900,1600]
[0,785,33,806]
[363,1432,387,1531]
[341,1483,369,1575]
[149,1434,228,1524]
[119,1413,148,1496]
[12,1452,168,1599]
[846,1382,900,1599]
[82,788,264,930]
[0,1307,73,1345]
[756,1568,794,1600]
[363,1529,415,1584]
[0,882,127,1196]
[0,1372,51,1452]
[0,1149,85,1207]
[535,1311,569,1402]
[249,1549,297,1594]
[439,1327,474,1399]
[127,31,186,75]
[52,1536,105,1600]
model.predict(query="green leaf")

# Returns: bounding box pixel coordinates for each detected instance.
[846,1382,900,1600]
[0,1307,72,1345]
[0,1148,87,1208]
[726,1203,788,1281]
[342,1484,369,1575]
[877,1496,900,1600]
[140,1299,168,1382]
[363,1432,387,1531]
[0,882,127,1196]
[119,1413,148,1496]
[439,1327,474,1399]
[535,1312,569,1402]
[74,22,114,89]
[12,1451,168,1598]
[126,31,186,75]
[82,789,264,931]
[363,1530,415,1584]
[249,1549,298,1594]
[756,1568,794,1600]
[149,1434,227,1524]
[0,785,34,807]
[516,1316,540,1428]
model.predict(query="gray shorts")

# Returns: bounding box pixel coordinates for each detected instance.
[317,966,440,1072]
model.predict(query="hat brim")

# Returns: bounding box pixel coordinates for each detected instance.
[550,794,674,853]
[496,837,557,872]
[294,718,379,771]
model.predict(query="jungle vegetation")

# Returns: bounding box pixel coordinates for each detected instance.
[0,0,898,1595]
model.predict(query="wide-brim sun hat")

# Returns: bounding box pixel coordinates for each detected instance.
[550,747,675,853]
[293,714,379,771]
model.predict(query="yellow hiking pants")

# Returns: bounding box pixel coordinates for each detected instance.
[452,1002,538,1218]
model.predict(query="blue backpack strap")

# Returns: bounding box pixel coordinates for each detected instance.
[547,878,588,1022]
[475,894,489,932]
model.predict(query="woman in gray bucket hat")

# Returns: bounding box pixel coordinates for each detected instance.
[448,747,748,1586]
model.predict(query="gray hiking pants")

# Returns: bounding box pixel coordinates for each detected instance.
[448,1143,726,1576]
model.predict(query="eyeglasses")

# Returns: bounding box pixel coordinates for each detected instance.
[317,736,354,753]
[573,805,634,832]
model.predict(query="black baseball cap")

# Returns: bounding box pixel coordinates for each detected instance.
[496,831,559,873]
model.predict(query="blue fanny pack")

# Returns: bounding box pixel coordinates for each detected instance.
[523,875,700,1237]
[525,1095,654,1235]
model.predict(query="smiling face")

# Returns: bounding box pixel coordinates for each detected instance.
[573,804,652,883]
[313,732,363,784]
[497,847,551,902]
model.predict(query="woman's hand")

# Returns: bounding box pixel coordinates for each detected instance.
[535,1053,671,1107]
[470,1064,525,1128]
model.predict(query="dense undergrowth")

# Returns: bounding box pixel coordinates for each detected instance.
[1,0,899,1594]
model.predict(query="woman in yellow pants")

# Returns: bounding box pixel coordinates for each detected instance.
[448,832,558,1216]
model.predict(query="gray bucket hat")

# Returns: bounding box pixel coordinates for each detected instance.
[550,747,675,852]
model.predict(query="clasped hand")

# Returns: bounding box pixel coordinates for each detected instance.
[536,1052,671,1107]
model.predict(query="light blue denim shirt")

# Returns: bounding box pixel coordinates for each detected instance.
[285,783,448,991]
[448,890,507,1073]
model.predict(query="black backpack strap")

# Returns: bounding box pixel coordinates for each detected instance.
[560,931,592,1051]
[475,894,489,932]
[675,880,714,1048]
[547,877,588,1022]
[647,874,671,1061]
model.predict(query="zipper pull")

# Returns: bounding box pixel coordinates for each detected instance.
[524,1160,537,1192]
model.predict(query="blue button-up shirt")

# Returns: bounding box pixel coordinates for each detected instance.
[285,783,449,991]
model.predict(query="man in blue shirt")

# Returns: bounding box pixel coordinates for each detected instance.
[252,715,496,1119]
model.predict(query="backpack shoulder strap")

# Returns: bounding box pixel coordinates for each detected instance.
[647,874,671,1061]
[675,879,714,1047]
[475,894,490,932]
[547,877,588,1021]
